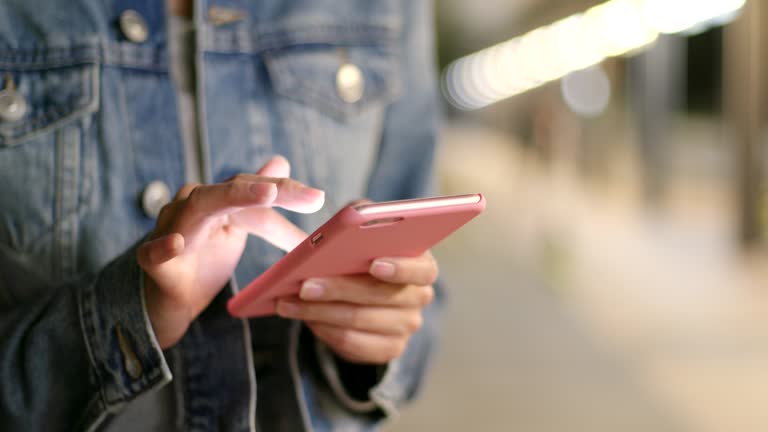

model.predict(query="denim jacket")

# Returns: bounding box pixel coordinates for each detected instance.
[0,0,441,430]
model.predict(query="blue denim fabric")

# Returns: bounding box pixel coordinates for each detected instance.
[0,0,441,431]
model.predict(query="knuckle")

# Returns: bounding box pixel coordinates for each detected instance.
[156,202,179,229]
[157,202,176,220]
[419,286,435,307]
[405,312,424,334]
[418,260,439,286]
[332,329,357,353]
[185,186,204,207]
[428,262,439,284]
[276,177,298,191]
[175,183,200,200]
[386,340,407,361]
[343,307,365,329]
[180,182,199,193]
[225,180,244,199]
[231,174,250,183]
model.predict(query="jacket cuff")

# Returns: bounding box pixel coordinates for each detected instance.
[312,277,444,418]
[369,292,443,418]
[314,338,382,413]
[78,245,172,410]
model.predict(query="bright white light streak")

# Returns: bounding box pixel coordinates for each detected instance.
[517,27,561,84]
[442,0,746,110]
[465,52,500,106]
[547,15,599,73]
[479,44,514,99]
[643,0,746,34]
[442,59,475,110]
[588,0,658,57]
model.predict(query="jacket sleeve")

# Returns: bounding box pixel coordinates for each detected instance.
[0,243,171,431]
[317,0,445,418]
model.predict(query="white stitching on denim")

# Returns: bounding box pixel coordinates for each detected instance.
[289,321,313,431]
[230,274,258,432]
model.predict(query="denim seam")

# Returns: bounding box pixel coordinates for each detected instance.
[203,25,398,55]
[0,46,101,69]
[53,125,81,279]
[78,276,107,410]
[0,24,398,70]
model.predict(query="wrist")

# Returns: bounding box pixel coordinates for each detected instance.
[143,273,192,349]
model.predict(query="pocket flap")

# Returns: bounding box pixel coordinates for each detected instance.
[0,61,99,147]
[265,44,401,121]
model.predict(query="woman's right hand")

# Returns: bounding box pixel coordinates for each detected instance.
[136,156,322,348]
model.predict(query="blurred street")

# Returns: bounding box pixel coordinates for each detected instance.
[385,122,768,432]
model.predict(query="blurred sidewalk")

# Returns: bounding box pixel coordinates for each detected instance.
[385,123,768,432]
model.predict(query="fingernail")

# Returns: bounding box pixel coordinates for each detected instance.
[300,279,325,300]
[370,260,395,278]
[277,300,300,317]
[300,186,324,200]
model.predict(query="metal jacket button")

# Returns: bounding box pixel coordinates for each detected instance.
[0,74,28,123]
[336,63,364,104]
[142,181,171,219]
[120,10,149,43]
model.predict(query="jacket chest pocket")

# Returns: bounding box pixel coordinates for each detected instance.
[0,52,99,304]
[263,40,402,218]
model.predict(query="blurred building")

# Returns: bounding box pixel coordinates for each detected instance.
[387,2,768,432]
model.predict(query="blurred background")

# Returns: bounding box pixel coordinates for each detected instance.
[386,1,768,431]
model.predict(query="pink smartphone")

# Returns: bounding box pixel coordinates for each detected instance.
[227,193,486,318]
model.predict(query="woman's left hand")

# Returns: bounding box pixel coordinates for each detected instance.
[276,251,438,364]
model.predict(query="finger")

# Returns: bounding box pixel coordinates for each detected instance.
[137,233,185,269]
[229,207,308,251]
[174,182,201,200]
[153,201,184,236]
[276,299,423,336]
[271,177,324,213]
[181,180,278,219]
[369,252,439,286]
[228,175,325,213]
[256,155,291,178]
[299,275,434,308]
[307,322,408,364]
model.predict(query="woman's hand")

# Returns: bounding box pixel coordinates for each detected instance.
[276,251,438,364]
[137,156,323,348]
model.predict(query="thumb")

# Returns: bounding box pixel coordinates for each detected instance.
[137,233,185,269]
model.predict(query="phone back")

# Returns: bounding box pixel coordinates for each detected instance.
[227,194,485,317]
